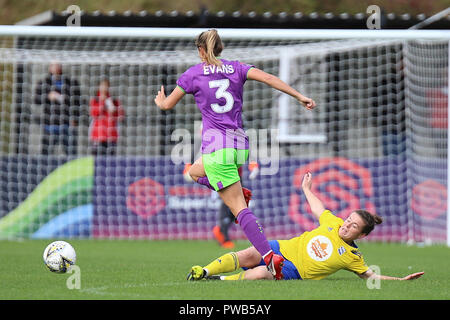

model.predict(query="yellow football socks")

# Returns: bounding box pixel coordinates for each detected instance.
[204,252,240,276]
[222,271,246,280]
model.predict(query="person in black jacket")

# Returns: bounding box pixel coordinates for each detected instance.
[34,62,81,156]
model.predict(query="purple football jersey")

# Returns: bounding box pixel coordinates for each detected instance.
[177,59,254,154]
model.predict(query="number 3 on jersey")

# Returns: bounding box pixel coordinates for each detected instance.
[209,79,234,113]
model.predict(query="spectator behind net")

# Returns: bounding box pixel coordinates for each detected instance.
[89,78,124,156]
[34,62,81,156]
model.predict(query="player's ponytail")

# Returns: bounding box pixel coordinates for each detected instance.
[355,209,383,235]
[195,29,223,66]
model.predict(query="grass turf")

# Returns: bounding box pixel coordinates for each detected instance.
[0,239,448,300]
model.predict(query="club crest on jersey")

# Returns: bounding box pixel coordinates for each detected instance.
[338,246,346,256]
[307,235,333,262]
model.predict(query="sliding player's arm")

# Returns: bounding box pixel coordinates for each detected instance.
[301,172,326,220]
[357,268,425,281]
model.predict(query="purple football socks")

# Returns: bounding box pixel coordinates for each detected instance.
[236,208,271,257]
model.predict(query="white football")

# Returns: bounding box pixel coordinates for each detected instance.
[43,241,76,273]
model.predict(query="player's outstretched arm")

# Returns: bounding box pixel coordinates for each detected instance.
[302,172,326,220]
[247,68,316,110]
[358,268,425,281]
[154,85,185,110]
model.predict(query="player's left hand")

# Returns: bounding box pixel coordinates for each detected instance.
[401,271,424,280]
[154,85,166,108]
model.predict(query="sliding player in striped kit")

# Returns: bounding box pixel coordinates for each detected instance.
[155,29,316,280]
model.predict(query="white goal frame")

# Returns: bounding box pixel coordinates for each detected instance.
[0,25,449,245]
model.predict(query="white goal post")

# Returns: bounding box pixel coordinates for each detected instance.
[0,25,448,39]
[0,25,448,245]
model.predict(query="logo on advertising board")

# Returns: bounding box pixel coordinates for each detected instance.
[166,185,221,211]
[126,178,166,219]
[289,157,376,231]
[126,178,222,219]
[411,179,447,220]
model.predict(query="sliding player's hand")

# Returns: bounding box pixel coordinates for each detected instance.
[401,271,424,280]
[302,172,313,191]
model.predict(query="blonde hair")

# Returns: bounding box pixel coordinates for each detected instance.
[195,29,223,66]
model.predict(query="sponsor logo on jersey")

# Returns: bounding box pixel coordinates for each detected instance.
[307,235,333,262]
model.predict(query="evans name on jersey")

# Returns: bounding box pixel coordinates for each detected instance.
[203,64,235,75]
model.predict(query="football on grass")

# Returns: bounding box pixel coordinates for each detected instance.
[43,241,76,273]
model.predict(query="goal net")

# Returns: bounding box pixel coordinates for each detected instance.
[0,27,448,244]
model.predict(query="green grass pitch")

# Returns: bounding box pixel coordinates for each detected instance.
[0,239,449,300]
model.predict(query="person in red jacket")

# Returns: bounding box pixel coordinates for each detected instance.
[89,79,124,155]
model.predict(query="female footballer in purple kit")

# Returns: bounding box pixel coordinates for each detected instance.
[155,29,316,280]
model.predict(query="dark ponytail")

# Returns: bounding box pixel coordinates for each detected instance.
[355,210,383,235]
